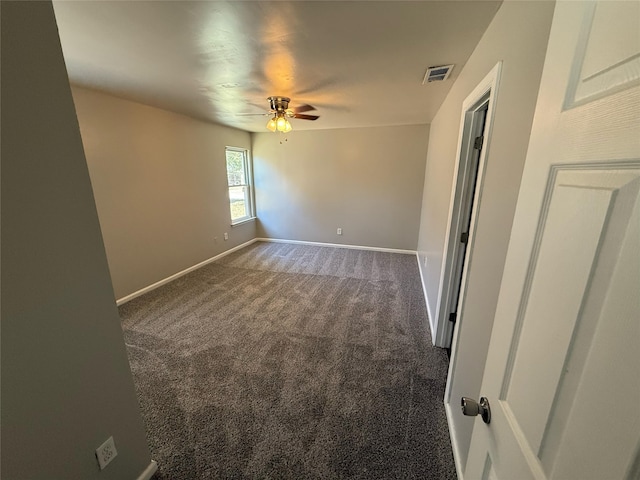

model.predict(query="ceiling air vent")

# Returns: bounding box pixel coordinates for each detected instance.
[422,64,454,84]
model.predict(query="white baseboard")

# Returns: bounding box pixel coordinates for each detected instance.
[116,237,417,306]
[116,239,258,306]
[136,460,158,480]
[416,253,437,345]
[256,237,416,255]
[445,403,465,480]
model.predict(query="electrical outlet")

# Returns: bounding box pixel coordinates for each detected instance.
[224,232,229,241]
[95,436,117,470]
[214,236,218,244]
[337,228,342,235]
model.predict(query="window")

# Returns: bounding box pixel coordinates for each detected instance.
[225,147,253,224]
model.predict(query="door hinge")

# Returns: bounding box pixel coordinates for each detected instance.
[460,232,469,244]
[474,136,484,150]
[449,312,457,323]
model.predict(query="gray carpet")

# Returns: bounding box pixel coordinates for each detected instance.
[120,241,457,479]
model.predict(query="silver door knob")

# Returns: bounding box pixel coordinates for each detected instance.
[461,396,491,424]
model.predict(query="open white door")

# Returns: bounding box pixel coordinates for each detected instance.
[465,2,640,479]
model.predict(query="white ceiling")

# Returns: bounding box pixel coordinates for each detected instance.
[53,1,501,133]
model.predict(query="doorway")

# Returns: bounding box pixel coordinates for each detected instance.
[446,102,488,355]
[432,62,501,350]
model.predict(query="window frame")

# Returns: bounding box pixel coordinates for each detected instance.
[225,146,255,226]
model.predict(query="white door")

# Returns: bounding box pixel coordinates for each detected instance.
[465,2,640,479]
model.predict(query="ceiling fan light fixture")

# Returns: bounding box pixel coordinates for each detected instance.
[276,115,287,131]
[264,96,315,132]
[266,113,292,133]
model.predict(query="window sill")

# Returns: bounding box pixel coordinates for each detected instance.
[231,217,256,227]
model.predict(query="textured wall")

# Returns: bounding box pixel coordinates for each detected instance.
[71,87,255,299]
[1,2,152,478]
[253,125,429,251]
[414,0,556,473]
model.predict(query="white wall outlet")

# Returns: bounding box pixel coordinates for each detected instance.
[224,232,229,241]
[95,436,117,470]
[337,228,342,235]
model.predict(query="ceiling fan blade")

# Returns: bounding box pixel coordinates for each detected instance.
[235,112,270,116]
[293,104,316,114]
[293,113,320,121]
[293,113,320,120]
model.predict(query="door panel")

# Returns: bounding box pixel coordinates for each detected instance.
[538,171,640,480]
[465,2,640,479]
[567,1,640,107]
[505,169,621,452]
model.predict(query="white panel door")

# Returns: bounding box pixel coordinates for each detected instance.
[465,2,640,479]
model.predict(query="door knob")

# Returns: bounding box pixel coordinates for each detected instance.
[461,396,491,424]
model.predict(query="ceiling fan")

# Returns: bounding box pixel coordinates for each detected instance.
[262,96,320,132]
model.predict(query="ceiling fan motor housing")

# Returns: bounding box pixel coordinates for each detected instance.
[268,96,290,113]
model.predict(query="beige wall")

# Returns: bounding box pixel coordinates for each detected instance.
[252,125,429,250]
[71,87,255,300]
[415,0,555,473]
[1,2,152,478]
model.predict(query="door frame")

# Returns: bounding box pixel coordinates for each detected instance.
[433,62,502,348]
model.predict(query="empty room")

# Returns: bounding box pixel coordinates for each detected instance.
[2,1,639,479]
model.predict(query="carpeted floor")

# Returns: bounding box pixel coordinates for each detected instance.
[119,241,456,479]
